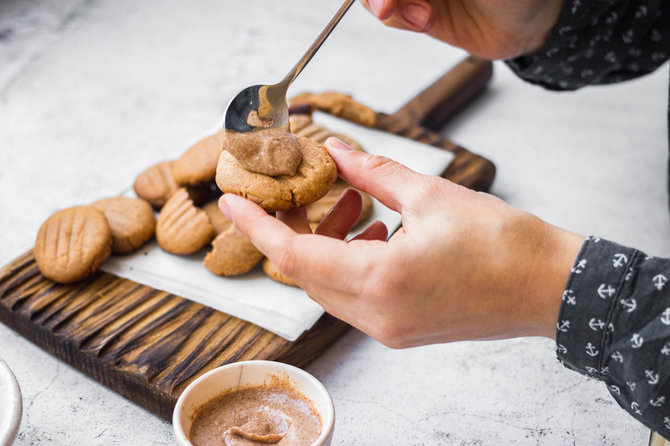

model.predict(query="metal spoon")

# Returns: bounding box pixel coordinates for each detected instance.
[224,0,356,133]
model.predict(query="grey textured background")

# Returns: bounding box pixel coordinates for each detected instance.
[1,0,667,444]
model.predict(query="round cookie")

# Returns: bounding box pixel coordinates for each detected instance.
[262,257,297,288]
[306,180,373,227]
[295,123,326,140]
[34,206,112,284]
[216,136,338,211]
[91,197,156,254]
[156,188,214,255]
[288,114,313,133]
[290,92,377,127]
[202,200,233,235]
[294,123,365,152]
[203,226,264,276]
[133,161,179,208]
[331,133,365,152]
[172,131,225,186]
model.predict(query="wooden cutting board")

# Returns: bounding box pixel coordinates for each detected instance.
[0,56,495,421]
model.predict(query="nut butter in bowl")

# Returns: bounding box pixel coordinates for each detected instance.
[173,361,335,446]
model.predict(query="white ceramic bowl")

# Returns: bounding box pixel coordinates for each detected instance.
[173,360,334,446]
[0,359,22,446]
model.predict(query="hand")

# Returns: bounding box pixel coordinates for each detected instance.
[219,138,584,348]
[360,0,565,59]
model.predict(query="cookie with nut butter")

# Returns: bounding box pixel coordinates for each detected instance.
[203,226,264,276]
[34,206,112,284]
[224,125,302,177]
[156,188,214,255]
[216,135,337,212]
[133,160,180,208]
[172,131,226,186]
[91,196,156,254]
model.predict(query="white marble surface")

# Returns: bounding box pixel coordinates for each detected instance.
[0,0,667,444]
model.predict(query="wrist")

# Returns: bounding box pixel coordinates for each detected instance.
[532,223,584,340]
[510,212,584,339]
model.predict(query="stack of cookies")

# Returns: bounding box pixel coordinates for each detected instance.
[34,92,375,288]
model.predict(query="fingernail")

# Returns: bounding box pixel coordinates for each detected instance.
[327,137,354,152]
[402,3,431,31]
[219,196,232,220]
[368,0,384,17]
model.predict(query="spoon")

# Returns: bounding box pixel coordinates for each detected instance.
[224,0,356,133]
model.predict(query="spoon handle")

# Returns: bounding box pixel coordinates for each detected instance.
[279,0,356,88]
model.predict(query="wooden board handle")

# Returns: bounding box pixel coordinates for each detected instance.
[391,56,493,131]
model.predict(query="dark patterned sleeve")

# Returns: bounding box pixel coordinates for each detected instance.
[558,236,670,434]
[505,0,669,90]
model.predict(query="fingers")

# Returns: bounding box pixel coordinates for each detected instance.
[219,194,295,257]
[312,188,388,242]
[220,194,373,293]
[351,220,388,241]
[277,207,311,235]
[325,137,429,214]
[315,188,362,239]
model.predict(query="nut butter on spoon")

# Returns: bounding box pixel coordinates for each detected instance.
[223,0,355,176]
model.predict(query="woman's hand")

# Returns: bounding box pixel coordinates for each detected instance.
[360,0,565,59]
[220,138,584,348]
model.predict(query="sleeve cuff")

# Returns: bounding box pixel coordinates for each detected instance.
[556,236,639,379]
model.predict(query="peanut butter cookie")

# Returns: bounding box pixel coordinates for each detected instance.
[203,226,264,276]
[91,197,156,254]
[202,200,233,235]
[172,131,225,186]
[262,257,297,287]
[156,188,214,255]
[290,92,377,127]
[288,114,313,133]
[34,206,112,284]
[133,161,179,208]
[295,123,365,152]
[216,136,337,211]
[306,180,373,226]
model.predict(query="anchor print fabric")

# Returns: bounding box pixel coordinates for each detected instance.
[502,0,670,435]
[559,237,670,434]
[505,0,669,90]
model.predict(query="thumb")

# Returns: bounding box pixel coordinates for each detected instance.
[325,137,431,214]
[361,0,395,20]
